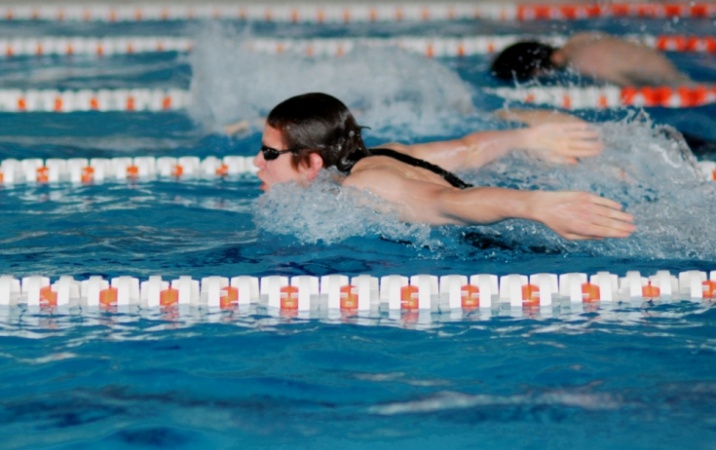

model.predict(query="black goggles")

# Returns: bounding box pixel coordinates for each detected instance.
[261,145,298,161]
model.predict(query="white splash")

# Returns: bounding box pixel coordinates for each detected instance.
[469,112,716,259]
[253,170,433,245]
[186,23,477,139]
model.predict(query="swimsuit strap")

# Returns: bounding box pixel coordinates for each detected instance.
[367,148,473,190]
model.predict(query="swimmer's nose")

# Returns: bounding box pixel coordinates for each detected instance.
[253,151,265,169]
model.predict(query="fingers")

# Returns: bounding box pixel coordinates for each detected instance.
[548,192,637,240]
[566,221,635,240]
[579,196,637,239]
[544,124,603,159]
[558,122,596,133]
[580,222,635,239]
[589,195,636,224]
[547,144,601,161]
[590,214,636,237]
[588,194,628,213]
[566,142,603,157]
[565,127,601,140]
[564,128,603,155]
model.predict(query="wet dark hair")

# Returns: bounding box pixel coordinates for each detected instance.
[266,92,369,173]
[490,41,557,82]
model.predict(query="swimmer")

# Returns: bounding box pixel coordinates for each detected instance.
[491,32,693,87]
[254,92,636,241]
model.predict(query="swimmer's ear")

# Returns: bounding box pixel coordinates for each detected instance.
[302,152,324,181]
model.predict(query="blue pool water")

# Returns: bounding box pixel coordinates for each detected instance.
[0,9,715,449]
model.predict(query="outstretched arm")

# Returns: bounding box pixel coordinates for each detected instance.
[493,108,586,126]
[385,121,602,172]
[345,169,635,240]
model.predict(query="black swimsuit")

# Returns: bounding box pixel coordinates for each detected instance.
[351,148,474,190]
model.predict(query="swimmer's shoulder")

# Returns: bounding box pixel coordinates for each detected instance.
[342,163,408,198]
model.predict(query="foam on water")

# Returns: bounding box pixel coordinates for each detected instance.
[469,112,716,259]
[253,170,433,246]
[370,390,623,416]
[187,24,477,139]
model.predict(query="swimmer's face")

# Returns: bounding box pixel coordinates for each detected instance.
[253,124,318,191]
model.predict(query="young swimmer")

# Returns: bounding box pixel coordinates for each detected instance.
[491,32,692,87]
[254,92,636,241]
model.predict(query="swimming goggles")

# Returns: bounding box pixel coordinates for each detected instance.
[261,145,298,161]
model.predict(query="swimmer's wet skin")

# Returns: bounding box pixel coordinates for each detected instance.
[254,92,635,241]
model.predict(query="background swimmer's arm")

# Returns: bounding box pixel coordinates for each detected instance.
[224,118,266,136]
[345,169,636,240]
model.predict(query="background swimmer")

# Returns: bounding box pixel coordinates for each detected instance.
[491,32,693,87]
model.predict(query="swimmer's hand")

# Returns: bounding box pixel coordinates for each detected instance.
[530,191,636,240]
[523,122,603,165]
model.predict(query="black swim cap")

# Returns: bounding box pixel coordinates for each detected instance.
[490,41,557,82]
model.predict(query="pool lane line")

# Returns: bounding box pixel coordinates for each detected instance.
[0,2,713,23]
[1,156,713,186]
[2,271,715,310]
[0,88,190,112]
[0,86,714,113]
[1,35,714,58]
[0,155,258,185]
[0,36,193,56]
[487,85,716,110]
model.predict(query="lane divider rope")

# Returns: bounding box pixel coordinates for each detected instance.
[2,34,715,58]
[0,88,190,112]
[0,36,192,56]
[0,155,256,184]
[1,86,715,113]
[488,85,716,109]
[1,270,714,312]
[243,34,716,57]
[0,3,713,22]
[1,156,713,186]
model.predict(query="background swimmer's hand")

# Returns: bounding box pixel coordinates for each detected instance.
[224,119,251,136]
[523,122,603,165]
[223,118,266,136]
[530,191,636,240]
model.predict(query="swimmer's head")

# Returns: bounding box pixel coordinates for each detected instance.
[490,41,558,82]
[266,92,369,173]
